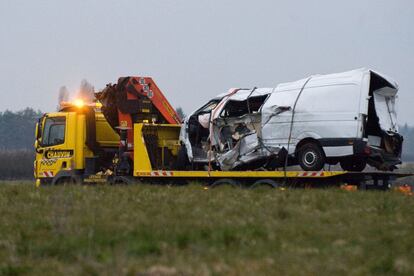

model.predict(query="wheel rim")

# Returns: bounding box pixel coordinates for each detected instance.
[303,151,317,167]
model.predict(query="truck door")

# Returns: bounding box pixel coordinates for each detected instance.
[35,114,71,180]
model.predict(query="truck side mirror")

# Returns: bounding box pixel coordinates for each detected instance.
[36,117,43,140]
[35,122,39,140]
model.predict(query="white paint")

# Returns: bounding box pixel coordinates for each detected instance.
[323,146,354,157]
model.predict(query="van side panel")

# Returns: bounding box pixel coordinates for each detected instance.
[262,82,361,156]
[357,72,371,137]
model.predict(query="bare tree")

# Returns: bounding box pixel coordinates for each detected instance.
[77,79,95,103]
[176,107,186,121]
[57,86,69,110]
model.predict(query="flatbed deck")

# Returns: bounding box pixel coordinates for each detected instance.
[106,169,414,189]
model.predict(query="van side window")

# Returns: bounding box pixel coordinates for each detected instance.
[41,117,66,146]
[220,95,268,118]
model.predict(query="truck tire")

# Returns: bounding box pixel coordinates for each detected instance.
[211,178,241,188]
[54,176,79,185]
[297,142,325,171]
[110,176,134,185]
[340,157,366,172]
[250,179,278,189]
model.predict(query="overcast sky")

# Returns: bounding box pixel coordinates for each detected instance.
[0,0,413,124]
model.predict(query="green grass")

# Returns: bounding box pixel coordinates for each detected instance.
[0,182,413,275]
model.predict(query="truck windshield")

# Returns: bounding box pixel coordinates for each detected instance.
[41,117,66,146]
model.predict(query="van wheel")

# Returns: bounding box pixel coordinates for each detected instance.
[297,142,325,171]
[340,157,366,172]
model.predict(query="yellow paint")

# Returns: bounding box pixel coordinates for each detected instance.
[34,108,119,185]
[135,170,346,178]
[133,123,181,175]
[133,124,153,172]
[75,113,85,169]
[95,112,119,148]
[34,113,73,181]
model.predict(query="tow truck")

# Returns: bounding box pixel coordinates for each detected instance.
[34,76,411,189]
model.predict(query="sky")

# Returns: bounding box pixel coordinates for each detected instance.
[0,0,413,124]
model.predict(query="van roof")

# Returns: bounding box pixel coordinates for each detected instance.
[213,68,398,100]
[275,68,398,93]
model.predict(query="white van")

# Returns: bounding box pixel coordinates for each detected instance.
[179,68,403,171]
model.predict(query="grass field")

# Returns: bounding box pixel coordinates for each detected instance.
[0,182,413,275]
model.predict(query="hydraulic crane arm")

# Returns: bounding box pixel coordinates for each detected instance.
[96,76,182,175]
[118,76,181,125]
[97,76,181,130]
[97,76,181,153]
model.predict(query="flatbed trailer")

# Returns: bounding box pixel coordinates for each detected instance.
[101,170,412,190]
[83,123,412,190]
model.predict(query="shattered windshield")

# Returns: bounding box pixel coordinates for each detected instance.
[197,100,220,114]
[220,95,268,118]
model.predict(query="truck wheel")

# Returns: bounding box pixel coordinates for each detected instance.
[297,142,325,171]
[340,157,366,172]
[110,176,134,185]
[211,178,241,188]
[54,177,79,185]
[250,179,278,189]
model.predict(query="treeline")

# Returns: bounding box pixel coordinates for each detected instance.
[0,108,42,150]
[0,108,40,179]
[400,124,414,161]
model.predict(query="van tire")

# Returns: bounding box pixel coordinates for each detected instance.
[340,157,366,172]
[297,142,325,171]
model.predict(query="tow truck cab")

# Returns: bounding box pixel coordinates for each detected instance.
[34,104,119,186]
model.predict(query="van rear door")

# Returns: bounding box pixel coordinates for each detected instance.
[372,86,397,133]
[365,71,402,170]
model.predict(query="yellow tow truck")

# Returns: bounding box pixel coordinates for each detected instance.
[34,76,411,189]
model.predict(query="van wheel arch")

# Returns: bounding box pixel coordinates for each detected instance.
[295,138,324,156]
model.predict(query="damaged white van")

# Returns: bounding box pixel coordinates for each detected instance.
[179,68,403,172]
